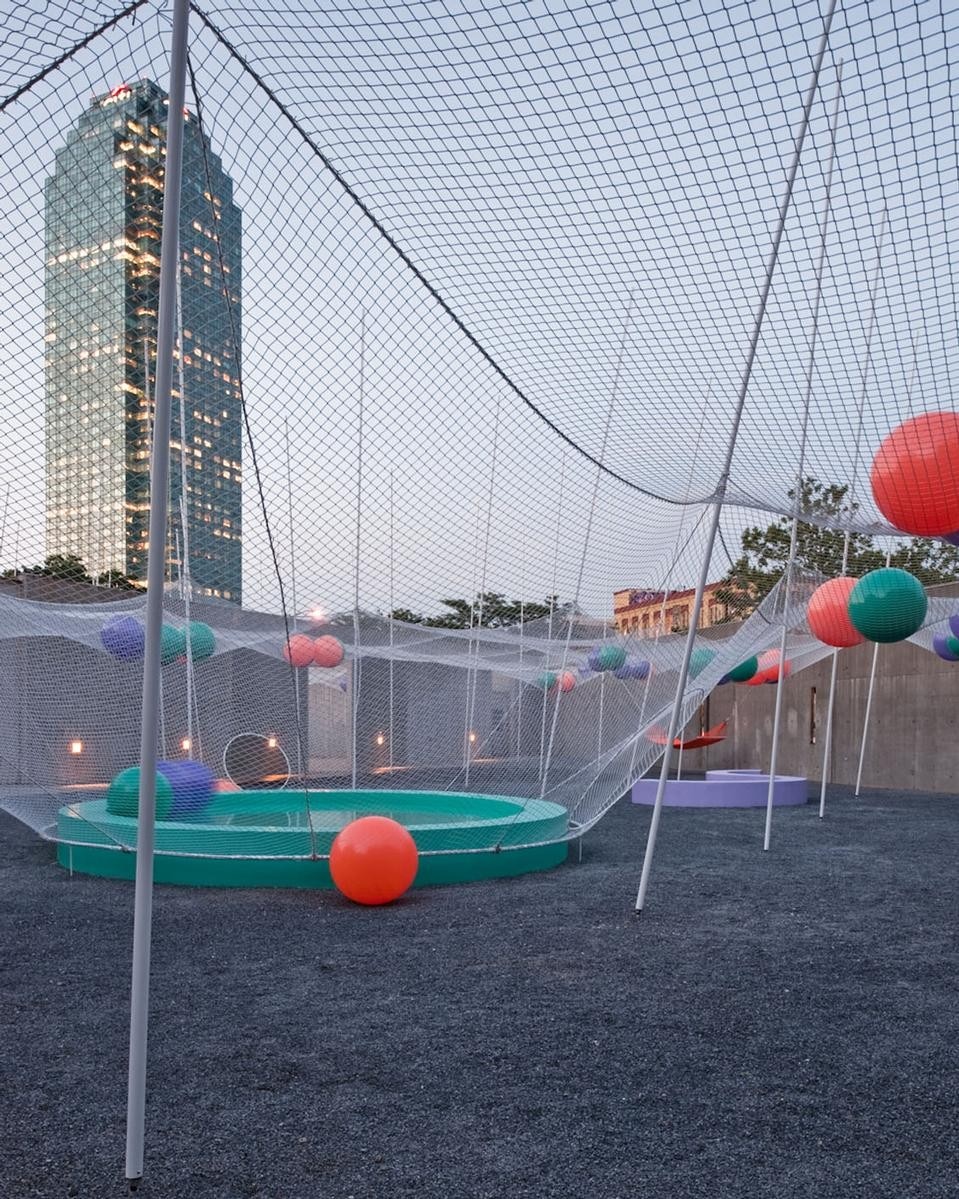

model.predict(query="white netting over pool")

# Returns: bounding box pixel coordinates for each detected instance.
[0,0,958,869]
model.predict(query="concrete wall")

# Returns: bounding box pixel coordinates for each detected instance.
[679,634,959,793]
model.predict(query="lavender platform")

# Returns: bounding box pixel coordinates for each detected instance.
[631,768,808,809]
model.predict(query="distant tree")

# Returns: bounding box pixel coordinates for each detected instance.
[717,477,959,617]
[391,592,559,629]
[24,553,92,584]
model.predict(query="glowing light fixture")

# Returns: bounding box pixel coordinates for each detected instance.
[375,733,385,746]
[181,737,191,751]
[69,739,83,755]
[468,732,477,744]
[267,736,278,749]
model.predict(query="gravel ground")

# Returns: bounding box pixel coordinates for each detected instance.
[1,785,957,1199]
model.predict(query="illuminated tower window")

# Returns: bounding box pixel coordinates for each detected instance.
[44,78,242,601]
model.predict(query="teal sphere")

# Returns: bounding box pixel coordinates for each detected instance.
[187,621,216,661]
[728,655,759,683]
[848,568,927,643]
[106,767,173,820]
[596,644,627,672]
[689,647,715,678]
[534,671,557,690]
[160,623,187,664]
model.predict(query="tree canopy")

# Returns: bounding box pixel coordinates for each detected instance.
[1,555,140,590]
[391,592,559,629]
[716,478,959,617]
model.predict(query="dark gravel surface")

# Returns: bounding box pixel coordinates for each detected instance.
[2,786,958,1199]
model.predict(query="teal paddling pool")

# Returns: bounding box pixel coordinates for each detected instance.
[55,788,570,888]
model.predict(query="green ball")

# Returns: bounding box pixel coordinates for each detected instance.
[187,621,216,661]
[728,655,759,683]
[160,623,187,664]
[848,568,928,643]
[597,644,627,672]
[106,767,173,820]
[689,647,715,678]
[534,671,557,690]
[949,635,959,658]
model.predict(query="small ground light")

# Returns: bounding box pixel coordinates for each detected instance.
[376,733,385,746]
[468,732,477,744]
[69,739,83,755]
[181,737,191,751]
[267,736,278,749]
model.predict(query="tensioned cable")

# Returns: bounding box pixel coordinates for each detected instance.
[0,0,152,114]
[187,52,315,853]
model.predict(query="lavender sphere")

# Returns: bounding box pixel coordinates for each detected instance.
[100,615,145,661]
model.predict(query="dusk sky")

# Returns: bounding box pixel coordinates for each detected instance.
[1,0,955,615]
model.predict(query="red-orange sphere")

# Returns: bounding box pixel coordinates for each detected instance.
[283,634,315,668]
[313,634,345,668]
[748,649,792,685]
[807,576,864,648]
[214,777,241,793]
[329,816,419,905]
[870,412,959,536]
[557,670,576,692]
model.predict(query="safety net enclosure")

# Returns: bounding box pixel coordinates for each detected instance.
[0,0,958,888]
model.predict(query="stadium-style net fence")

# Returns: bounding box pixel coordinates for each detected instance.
[1,0,958,869]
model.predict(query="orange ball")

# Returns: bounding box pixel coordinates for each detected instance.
[313,635,345,668]
[329,816,419,905]
[807,576,864,648]
[557,670,576,692]
[870,412,959,536]
[283,634,315,667]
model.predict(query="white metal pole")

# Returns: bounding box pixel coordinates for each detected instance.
[635,0,838,912]
[284,417,303,780]
[351,313,365,791]
[855,642,880,796]
[126,0,190,1182]
[763,64,842,850]
[818,212,888,817]
[855,547,891,796]
[388,468,395,772]
[818,647,840,816]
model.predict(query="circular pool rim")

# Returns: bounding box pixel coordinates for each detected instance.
[56,787,570,888]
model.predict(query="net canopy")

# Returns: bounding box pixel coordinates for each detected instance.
[1,0,958,870]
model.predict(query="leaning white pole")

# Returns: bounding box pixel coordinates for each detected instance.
[855,641,880,795]
[284,417,303,780]
[125,0,190,1183]
[350,312,365,791]
[818,210,887,817]
[817,645,841,816]
[854,546,891,795]
[763,62,842,851]
[635,0,838,912]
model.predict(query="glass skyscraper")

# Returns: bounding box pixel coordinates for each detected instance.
[44,79,242,602]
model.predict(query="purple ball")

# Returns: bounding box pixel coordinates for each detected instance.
[942,531,959,546]
[101,615,145,660]
[948,614,959,640]
[157,759,215,818]
[614,656,651,681]
[933,632,959,662]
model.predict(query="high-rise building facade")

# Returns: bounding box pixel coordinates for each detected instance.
[44,79,242,602]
